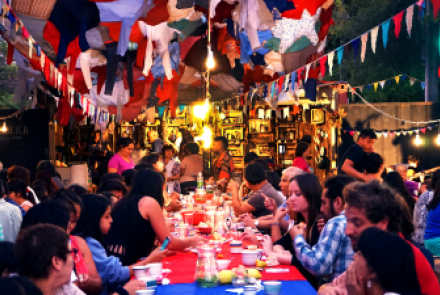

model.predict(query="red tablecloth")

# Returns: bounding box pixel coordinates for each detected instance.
[162,243,306,284]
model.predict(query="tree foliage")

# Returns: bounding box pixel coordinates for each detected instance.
[324,0,427,102]
[0,39,18,109]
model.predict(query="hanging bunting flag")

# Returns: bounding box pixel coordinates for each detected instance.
[361,32,368,62]
[387,79,392,86]
[419,0,425,22]
[408,130,414,135]
[370,26,379,53]
[336,47,344,65]
[376,132,382,138]
[374,83,378,91]
[421,127,427,134]
[396,131,401,136]
[382,19,391,48]
[389,132,395,138]
[402,130,408,136]
[158,106,166,117]
[352,37,360,59]
[379,81,386,89]
[358,85,364,92]
[395,76,400,84]
[421,82,426,89]
[319,56,328,77]
[406,5,414,37]
[305,64,311,82]
[382,131,388,138]
[297,68,304,86]
[402,74,407,81]
[432,0,440,19]
[290,72,296,92]
[428,125,434,130]
[367,84,371,91]
[409,77,415,86]
[328,51,335,75]
[278,76,285,93]
[349,131,354,137]
[393,11,404,38]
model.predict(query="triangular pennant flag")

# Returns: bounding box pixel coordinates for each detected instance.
[352,38,360,59]
[402,130,408,136]
[297,68,303,86]
[395,76,400,84]
[370,26,379,53]
[382,19,391,48]
[409,77,415,86]
[374,83,378,91]
[305,64,311,82]
[421,82,425,89]
[319,56,327,77]
[379,81,386,89]
[387,79,392,86]
[406,5,414,37]
[428,125,434,130]
[376,132,382,138]
[393,11,404,38]
[284,73,290,92]
[408,130,414,136]
[367,84,372,91]
[433,0,440,19]
[402,74,407,81]
[421,127,427,134]
[349,131,354,137]
[361,32,368,62]
[158,106,166,117]
[336,47,344,65]
[179,105,185,112]
[358,85,364,92]
[415,129,420,135]
[396,131,401,136]
[382,131,388,138]
[328,51,335,75]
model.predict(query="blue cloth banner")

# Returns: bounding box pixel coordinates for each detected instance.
[382,19,391,48]
[402,74,407,81]
[367,84,371,91]
[336,47,344,65]
[158,106,166,118]
[179,105,186,112]
[421,82,425,90]
[352,38,360,59]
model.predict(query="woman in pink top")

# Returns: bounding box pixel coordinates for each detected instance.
[292,142,311,173]
[108,138,135,174]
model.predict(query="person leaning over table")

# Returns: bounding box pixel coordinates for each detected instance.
[227,162,284,220]
[108,138,135,175]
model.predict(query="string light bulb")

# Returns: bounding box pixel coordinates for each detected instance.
[193,98,210,119]
[1,121,7,132]
[414,134,422,146]
[195,126,213,149]
[206,47,215,69]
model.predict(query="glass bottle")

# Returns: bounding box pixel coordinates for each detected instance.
[195,244,219,288]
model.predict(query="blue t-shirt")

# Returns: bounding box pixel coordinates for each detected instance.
[424,204,440,240]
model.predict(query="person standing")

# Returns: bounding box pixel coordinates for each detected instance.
[212,136,235,181]
[147,130,164,154]
[108,138,135,175]
[339,129,377,181]
[180,143,203,194]
[0,181,22,242]
[292,142,311,173]
[163,144,181,194]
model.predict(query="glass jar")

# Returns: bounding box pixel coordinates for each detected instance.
[195,244,219,288]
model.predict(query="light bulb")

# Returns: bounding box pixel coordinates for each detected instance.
[193,99,210,119]
[436,134,440,145]
[414,134,422,146]
[206,49,215,69]
[1,121,7,132]
[195,126,212,149]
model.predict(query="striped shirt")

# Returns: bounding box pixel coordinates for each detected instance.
[293,211,354,281]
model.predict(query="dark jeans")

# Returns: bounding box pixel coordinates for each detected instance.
[180,181,197,195]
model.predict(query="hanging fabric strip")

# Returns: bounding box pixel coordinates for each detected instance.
[379,81,386,88]
[393,11,404,38]
[358,86,364,92]
[319,56,327,77]
[327,51,335,75]
[336,47,344,65]
[361,32,368,62]
[370,26,379,53]
[382,19,391,48]
[374,83,378,91]
[305,64,311,83]
[352,38,360,60]
[395,75,400,84]
[406,5,414,37]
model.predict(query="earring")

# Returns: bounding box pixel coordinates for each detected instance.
[367,280,372,288]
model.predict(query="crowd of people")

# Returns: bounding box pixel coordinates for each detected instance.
[0,129,439,295]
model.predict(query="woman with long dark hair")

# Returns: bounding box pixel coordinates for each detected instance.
[352,227,421,295]
[424,178,440,256]
[262,173,322,288]
[106,169,204,265]
[292,142,311,173]
[108,138,134,174]
[8,179,37,212]
[384,172,416,217]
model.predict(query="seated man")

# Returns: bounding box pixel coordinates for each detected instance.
[363,152,384,182]
[395,164,419,197]
[228,162,284,220]
[318,181,440,295]
[290,175,355,283]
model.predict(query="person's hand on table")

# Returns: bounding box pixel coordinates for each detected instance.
[242,232,259,244]
[119,279,146,295]
[147,247,169,263]
[227,180,239,197]
[263,194,277,215]
[240,214,256,228]
[290,223,306,239]
[317,217,326,233]
[274,207,288,223]
[75,273,89,290]
[166,198,183,212]
[261,235,274,256]
[187,235,207,248]
[318,286,347,295]
[345,263,365,295]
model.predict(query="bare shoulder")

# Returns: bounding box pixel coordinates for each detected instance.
[73,236,90,251]
[138,196,162,212]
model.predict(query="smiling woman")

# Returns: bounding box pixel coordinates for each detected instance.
[108,138,135,174]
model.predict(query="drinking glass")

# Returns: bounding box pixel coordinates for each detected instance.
[185,213,193,227]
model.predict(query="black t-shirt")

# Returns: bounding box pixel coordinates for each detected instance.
[338,144,366,175]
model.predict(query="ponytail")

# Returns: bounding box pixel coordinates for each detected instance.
[8,179,36,205]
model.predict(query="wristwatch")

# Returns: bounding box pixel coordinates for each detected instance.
[254,220,259,227]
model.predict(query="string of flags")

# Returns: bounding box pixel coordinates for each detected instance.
[351,74,425,93]
[342,123,438,139]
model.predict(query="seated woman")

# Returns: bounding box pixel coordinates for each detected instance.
[262,173,322,288]
[72,194,168,295]
[8,179,37,212]
[106,169,205,266]
[352,227,421,295]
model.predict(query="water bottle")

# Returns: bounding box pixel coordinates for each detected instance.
[197,172,204,189]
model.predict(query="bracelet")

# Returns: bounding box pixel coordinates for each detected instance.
[272,222,280,227]
[114,287,129,295]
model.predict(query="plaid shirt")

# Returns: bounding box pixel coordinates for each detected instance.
[213,151,235,180]
[293,211,354,281]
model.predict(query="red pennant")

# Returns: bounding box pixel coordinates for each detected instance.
[432,0,440,19]
[349,131,354,137]
[343,130,347,134]
[297,68,304,86]
[421,127,427,134]
[278,76,285,93]
[393,11,404,38]
[319,56,328,77]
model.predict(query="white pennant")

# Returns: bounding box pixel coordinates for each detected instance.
[370,26,379,53]
[358,86,364,92]
[361,32,369,63]
[396,131,401,136]
[409,78,415,86]
[379,81,386,89]
[376,132,382,138]
[327,51,335,75]
[406,5,414,37]
[305,64,311,83]
[402,130,408,136]
[382,131,388,138]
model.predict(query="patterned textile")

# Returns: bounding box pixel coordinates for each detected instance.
[412,190,434,247]
[166,159,181,193]
[152,42,181,79]
[271,9,321,54]
[293,212,354,281]
[213,151,235,180]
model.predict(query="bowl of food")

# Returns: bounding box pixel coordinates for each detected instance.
[181,211,206,225]
[198,222,212,234]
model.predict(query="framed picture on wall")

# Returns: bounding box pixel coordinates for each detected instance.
[311,109,325,124]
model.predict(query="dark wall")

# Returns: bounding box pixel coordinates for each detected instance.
[0,109,49,179]
[340,102,440,170]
